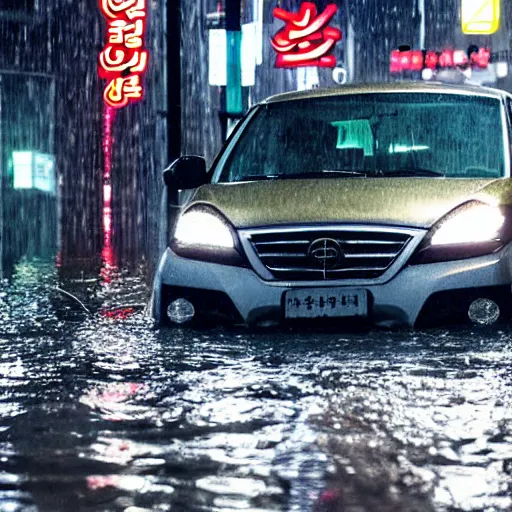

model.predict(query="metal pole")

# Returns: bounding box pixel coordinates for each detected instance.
[224,0,242,138]
[418,0,425,49]
[167,0,181,163]
[165,0,182,241]
[0,75,3,278]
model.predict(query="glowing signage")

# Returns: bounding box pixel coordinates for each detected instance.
[390,47,490,74]
[101,105,116,275]
[98,0,149,109]
[271,2,341,68]
[461,0,500,35]
[12,151,56,194]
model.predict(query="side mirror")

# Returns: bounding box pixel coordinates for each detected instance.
[163,156,208,190]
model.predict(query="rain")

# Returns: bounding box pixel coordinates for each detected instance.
[1,0,512,511]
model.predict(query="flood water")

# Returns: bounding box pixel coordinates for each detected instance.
[1,258,512,511]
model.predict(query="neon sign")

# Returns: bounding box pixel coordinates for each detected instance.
[271,2,341,68]
[390,47,490,73]
[461,0,500,35]
[98,0,149,109]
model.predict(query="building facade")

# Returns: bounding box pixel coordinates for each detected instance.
[0,0,167,278]
[1,0,511,278]
[182,0,512,163]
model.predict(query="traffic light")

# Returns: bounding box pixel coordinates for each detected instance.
[461,0,500,35]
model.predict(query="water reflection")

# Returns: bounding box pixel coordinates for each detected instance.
[1,257,512,510]
[80,382,147,422]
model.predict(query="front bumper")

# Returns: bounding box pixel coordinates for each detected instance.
[151,244,512,328]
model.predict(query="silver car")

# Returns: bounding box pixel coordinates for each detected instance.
[151,82,512,329]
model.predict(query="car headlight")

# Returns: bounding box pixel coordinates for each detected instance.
[431,203,505,245]
[171,205,246,266]
[411,201,510,264]
[174,208,234,248]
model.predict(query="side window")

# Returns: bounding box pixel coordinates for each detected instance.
[507,98,512,142]
[506,99,512,173]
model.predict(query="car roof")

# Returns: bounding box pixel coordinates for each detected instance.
[261,81,511,105]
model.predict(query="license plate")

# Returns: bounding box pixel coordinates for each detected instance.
[284,288,368,319]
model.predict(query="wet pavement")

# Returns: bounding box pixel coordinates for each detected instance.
[1,258,512,511]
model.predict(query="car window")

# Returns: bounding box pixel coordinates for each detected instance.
[215,93,505,182]
[507,98,512,145]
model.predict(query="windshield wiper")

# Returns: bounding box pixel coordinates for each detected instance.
[383,168,445,177]
[238,174,280,181]
[312,169,368,177]
[237,169,368,181]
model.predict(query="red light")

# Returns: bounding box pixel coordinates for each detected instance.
[101,104,116,279]
[102,105,115,177]
[389,49,422,72]
[410,50,424,71]
[399,51,411,70]
[100,0,146,20]
[103,207,112,239]
[104,75,144,108]
[391,46,490,74]
[101,307,136,320]
[390,50,402,73]
[425,51,438,69]
[470,47,490,68]
[438,50,454,68]
[98,0,148,108]
[103,184,112,206]
[453,50,468,66]
[272,2,341,68]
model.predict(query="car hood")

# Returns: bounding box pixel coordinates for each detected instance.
[191,178,504,229]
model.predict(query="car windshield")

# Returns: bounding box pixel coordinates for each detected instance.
[215,92,506,182]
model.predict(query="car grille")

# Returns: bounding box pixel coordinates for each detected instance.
[249,228,413,281]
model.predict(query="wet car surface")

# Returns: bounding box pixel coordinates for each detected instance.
[153,83,512,331]
[1,259,512,511]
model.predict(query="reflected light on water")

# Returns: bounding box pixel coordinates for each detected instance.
[80,382,147,422]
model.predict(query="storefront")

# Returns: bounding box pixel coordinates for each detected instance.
[0,70,58,276]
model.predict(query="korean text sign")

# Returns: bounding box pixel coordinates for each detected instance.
[98,0,149,109]
[390,47,491,73]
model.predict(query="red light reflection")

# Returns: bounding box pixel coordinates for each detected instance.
[100,307,136,320]
[102,105,116,281]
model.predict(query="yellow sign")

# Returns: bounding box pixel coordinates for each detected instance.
[461,0,500,34]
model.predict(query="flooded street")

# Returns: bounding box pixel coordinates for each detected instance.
[3,0,512,510]
[0,259,511,511]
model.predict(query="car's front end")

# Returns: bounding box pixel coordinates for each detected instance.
[152,83,512,329]
[152,180,512,328]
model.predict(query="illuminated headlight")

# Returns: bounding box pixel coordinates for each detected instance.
[431,203,505,245]
[174,208,234,248]
[171,206,245,266]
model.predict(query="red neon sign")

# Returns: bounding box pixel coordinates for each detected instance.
[271,2,341,68]
[98,0,149,109]
[390,47,490,74]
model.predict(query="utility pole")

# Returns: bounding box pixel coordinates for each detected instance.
[418,0,425,49]
[222,0,243,141]
[163,0,182,252]
[167,0,181,164]
[0,75,3,279]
